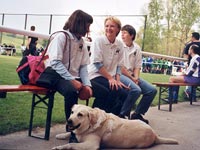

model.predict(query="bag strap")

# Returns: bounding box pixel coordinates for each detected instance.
[37,31,70,67]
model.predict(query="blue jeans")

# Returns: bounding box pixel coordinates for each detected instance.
[169,86,179,101]
[186,86,196,100]
[120,75,157,116]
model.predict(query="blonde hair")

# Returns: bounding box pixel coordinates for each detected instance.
[104,16,121,36]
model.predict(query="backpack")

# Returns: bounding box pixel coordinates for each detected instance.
[16,31,69,85]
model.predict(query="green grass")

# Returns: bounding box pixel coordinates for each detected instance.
[0,55,186,135]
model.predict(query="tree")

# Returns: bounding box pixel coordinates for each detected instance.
[144,0,164,53]
[142,0,200,57]
[171,0,200,56]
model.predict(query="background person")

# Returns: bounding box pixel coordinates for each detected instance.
[23,25,38,56]
[169,44,200,101]
[120,25,157,124]
[183,32,200,101]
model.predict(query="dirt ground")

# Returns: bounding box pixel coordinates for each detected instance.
[0,101,200,150]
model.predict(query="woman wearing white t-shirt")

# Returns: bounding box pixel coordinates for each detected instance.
[41,10,93,121]
[88,16,128,116]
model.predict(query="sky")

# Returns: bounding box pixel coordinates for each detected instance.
[0,0,150,39]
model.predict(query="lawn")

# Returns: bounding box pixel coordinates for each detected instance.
[0,55,186,135]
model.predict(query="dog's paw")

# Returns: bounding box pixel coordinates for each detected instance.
[52,146,61,150]
[56,132,70,140]
[52,144,71,150]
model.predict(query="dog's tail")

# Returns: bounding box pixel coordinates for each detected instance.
[155,136,178,145]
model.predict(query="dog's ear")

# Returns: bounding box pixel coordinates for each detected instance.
[89,108,107,130]
[89,109,98,125]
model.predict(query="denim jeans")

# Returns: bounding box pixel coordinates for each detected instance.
[186,86,196,100]
[120,75,157,115]
[169,86,179,101]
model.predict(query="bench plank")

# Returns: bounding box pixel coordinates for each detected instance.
[0,85,49,92]
[152,82,199,87]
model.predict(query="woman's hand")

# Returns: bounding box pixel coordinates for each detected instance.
[71,80,82,91]
[132,77,139,85]
[108,78,119,90]
[78,86,93,100]
[108,78,129,90]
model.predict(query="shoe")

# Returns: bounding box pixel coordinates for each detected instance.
[184,90,190,99]
[69,132,78,143]
[118,114,126,119]
[173,100,178,104]
[192,98,197,102]
[130,113,149,124]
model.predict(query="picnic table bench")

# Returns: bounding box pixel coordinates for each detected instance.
[152,82,200,111]
[0,85,90,140]
[0,85,55,140]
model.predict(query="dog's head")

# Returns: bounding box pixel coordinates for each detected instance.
[66,104,107,135]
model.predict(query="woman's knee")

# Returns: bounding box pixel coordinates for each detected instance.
[130,87,141,96]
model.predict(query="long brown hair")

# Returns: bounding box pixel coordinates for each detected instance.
[63,10,93,37]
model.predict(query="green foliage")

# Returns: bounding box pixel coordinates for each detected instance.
[143,0,200,57]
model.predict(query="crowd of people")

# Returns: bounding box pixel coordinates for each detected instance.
[0,43,16,56]
[142,56,186,75]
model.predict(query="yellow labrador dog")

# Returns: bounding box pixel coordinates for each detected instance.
[52,104,178,150]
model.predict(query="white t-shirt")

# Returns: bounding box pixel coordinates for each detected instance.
[45,30,90,78]
[185,54,200,77]
[123,42,142,71]
[88,35,124,79]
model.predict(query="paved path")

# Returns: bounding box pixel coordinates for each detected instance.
[0,101,200,150]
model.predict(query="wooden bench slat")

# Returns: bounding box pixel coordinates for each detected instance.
[0,84,89,140]
[152,82,200,87]
[0,85,49,92]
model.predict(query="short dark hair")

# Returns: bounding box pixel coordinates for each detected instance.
[192,32,200,40]
[63,10,93,37]
[30,26,35,31]
[190,44,200,55]
[121,25,136,41]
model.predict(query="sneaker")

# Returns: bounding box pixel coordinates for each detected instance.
[173,100,178,104]
[184,90,190,99]
[130,113,149,124]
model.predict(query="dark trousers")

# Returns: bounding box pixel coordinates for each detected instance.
[54,77,113,119]
[54,79,79,120]
[91,76,127,115]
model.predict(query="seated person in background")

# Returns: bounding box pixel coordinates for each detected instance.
[120,24,157,124]
[169,44,200,102]
[183,32,200,100]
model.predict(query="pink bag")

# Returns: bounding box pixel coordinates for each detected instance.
[16,52,49,85]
